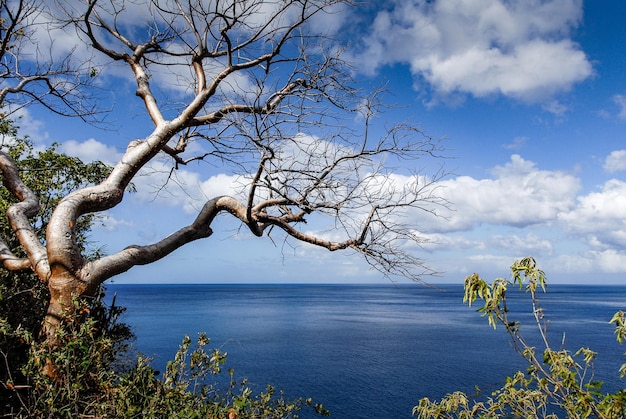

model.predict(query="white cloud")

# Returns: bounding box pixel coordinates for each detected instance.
[59,142,626,281]
[425,154,580,232]
[549,253,594,274]
[559,179,626,249]
[613,94,626,119]
[604,150,626,173]
[502,136,528,151]
[490,233,553,255]
[127,159,246,216]
[60,138,122,165]
[542,100,569,117]
[349,0,592,102]
[1,107,48,144]
[94,213,134,233]
[592,249,626,273]
[418,233,485,252]
[199,173,246,201]
[402,156,626,278]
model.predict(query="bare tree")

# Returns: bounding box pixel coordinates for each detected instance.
[0,0,447,340]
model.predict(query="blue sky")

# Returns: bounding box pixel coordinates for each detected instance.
[13,0,626,284]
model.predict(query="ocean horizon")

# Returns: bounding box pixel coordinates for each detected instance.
[105,283,626,418]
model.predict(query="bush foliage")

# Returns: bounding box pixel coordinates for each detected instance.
[1,292,329,418]
[3,297,326,418]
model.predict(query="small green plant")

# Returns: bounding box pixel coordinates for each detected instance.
[10,292,131,417]
[113,333,329,418]
[414,257,626,419]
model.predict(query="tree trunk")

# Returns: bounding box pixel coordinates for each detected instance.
[42,268,92,342]
[40,268,94,378]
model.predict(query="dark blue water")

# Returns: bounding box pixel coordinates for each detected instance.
[105,284,626,418]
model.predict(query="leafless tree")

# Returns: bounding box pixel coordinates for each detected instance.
[0,0,448,340]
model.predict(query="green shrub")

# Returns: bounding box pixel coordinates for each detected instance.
[1,290,328,418]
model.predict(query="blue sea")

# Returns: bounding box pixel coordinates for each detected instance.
[105,283,626,418]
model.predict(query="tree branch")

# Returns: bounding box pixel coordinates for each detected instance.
[0,150,50,279]
[191,79,308,126]
[81,195,262,284]
[0,239,32,271]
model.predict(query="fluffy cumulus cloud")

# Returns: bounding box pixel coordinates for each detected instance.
[93,214,134,233]
[198,173,246,203]
[490,233,553,255]
[0,107,48,145]
[604,150,626,173]
[125,159,246,216]
[558,179,626,249]
[592,249,626,273]
[424,154,580,232]
[410,154,626,276]
[350,0,592,102]
[60,139,122,166]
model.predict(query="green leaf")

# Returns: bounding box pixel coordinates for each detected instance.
[610,311,626,344]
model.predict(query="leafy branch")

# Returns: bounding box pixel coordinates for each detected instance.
[415,257,626,419]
